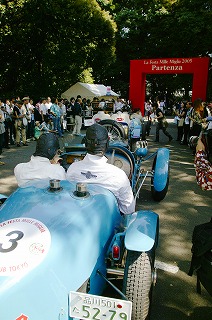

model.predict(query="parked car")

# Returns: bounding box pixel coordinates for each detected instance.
[0,133,170,320]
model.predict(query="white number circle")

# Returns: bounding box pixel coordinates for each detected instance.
[0,218,51,276]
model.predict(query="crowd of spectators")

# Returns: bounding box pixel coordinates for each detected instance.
[0,95,67,165]
[1,95,211,192]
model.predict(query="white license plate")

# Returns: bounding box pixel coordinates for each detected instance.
[69,291,132,320]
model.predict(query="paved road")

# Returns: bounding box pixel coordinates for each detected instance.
[0,118,211,319]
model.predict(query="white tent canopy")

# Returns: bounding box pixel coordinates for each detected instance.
[61,82,119,101]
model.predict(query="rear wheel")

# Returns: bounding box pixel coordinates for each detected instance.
[123,251,155,320]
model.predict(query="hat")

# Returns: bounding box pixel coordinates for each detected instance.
[85,123,109,156]
[15,100,22,104]
[86,123,108,142]
[22,96,30,100]
[34,133,60,160]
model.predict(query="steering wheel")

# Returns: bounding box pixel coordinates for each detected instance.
[106,146,134,181]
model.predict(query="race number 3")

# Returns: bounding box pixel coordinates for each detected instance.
[0,230,24,253]
[0,218,51,276]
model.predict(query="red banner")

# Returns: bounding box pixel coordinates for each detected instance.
[129,57,210,113]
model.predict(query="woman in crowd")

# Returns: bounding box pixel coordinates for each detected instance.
[189,98,204,137]
[194,136,212,191]
[175,101,187,142]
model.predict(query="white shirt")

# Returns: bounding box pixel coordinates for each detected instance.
[98,101,106,109]
[14,156,66,187]
[45,102,52,110]
[114,101,124,111]
[40,103,49,115]
[159,101,165,112]
[5,104,12,115]
[66,153,135,215]
[21,105,27,115]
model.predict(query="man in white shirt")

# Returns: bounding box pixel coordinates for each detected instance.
[66,123,135,215]
[45,96,52,110]
[114,97,124,112]
[14,133,66,187]
[39,98,49,121]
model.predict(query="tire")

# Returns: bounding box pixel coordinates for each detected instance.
[151,149,169,202]
[99,119,127,140]
[123,251,154,320]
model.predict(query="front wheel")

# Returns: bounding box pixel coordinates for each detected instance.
[151,148,169,201]
[123,251,154,320]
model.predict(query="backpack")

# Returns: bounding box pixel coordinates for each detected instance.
[188,218,212,296]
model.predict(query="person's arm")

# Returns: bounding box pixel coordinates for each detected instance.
[194,138,212,190]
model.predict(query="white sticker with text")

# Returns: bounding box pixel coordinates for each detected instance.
[0,218,51,276]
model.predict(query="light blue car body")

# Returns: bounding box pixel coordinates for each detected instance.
[0,179,158,320]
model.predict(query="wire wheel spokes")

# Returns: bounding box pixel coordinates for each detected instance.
[106,125,122,141]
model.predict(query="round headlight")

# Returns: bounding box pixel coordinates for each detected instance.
[135,147,148,157]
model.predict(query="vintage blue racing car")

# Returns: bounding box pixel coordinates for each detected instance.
[0,136,170,320]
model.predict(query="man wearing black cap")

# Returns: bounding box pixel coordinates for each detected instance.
[14,132,66,187]
[66,123,135,215]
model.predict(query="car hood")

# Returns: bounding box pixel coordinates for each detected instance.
[0,180,121,319]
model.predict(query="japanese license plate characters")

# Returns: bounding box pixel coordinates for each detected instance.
[69,291,132,320]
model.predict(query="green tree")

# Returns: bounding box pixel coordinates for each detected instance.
[0,0,116,99]
[101,0,212,100]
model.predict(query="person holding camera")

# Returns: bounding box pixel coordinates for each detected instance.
[194,136,212,191]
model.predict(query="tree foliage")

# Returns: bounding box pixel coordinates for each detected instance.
[0,0,116,99]
[0,0,211,100]
[102,0,212,100]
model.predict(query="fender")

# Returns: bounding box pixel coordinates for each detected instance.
[153,148,170,192]
[124,210,159,252]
